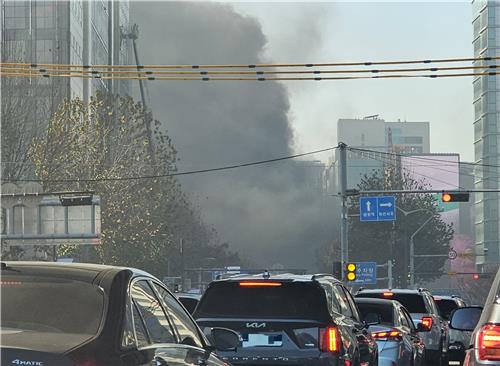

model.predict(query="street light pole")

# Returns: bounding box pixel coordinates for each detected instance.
[396,207,436,288]
[409,215,434,288]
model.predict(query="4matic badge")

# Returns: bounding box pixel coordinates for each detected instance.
[11,360,44,366]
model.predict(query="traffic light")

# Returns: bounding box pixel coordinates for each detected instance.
[441,192,469,203]
[346,263,357,281]
[473,273,480,280]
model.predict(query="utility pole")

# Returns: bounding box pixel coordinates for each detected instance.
[180,238,185,291]
[339,142,348,281]
[387,259,393,289]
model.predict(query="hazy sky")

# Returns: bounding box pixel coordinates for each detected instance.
[131,1,474,267]
[227,1,474,161]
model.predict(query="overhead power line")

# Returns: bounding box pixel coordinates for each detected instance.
[349,147,500,170]
[2,70,499,82]
[2,63,500,77]
[2,55,500,69]
[349,148,465,190]
[2,146,337,184]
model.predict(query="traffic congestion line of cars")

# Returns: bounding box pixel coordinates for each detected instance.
[1,261,239,366]
[448,265,500,366]
[1,260,488,366]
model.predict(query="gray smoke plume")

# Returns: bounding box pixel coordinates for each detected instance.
[131,2,334,270]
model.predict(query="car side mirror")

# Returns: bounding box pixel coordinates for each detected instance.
[417,322,431,332]
[208,327,240,351]
[449,306,483,331]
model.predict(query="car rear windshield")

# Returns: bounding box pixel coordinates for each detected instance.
[1,275,105,335]
[195,281,329,320]
[356,293,427,314]
[434,298,458,320]
[356,302,394,325]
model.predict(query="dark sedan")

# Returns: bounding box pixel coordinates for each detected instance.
[355,298,426,366]
[0,261,238,366]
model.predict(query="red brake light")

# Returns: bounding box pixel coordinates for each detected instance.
[371,329,401,339]
[421,317,433,330]
[321,326,340,353]
[479,324,500,361]
[383,292,394,297]
[239,281,282,287]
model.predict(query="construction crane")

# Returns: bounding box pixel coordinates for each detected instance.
[121,24,155,162]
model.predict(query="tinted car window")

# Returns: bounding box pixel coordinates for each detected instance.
[356,293,427,313]
[195,282,329,320]
[402,308,416,331]
[332,285,353,318]
[342,286,362,322]
[132,301,151,347]
[424,293,439,315]
[1,275,104,336]
[131,280,176,344]
[435,298,459,320]
[152,283,204,348]
[178,297,199,314]
[356,303,394,325]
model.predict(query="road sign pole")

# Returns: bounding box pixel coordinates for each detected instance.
[339,142,348,281]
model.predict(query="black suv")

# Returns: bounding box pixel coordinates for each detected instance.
[193,273,378,366]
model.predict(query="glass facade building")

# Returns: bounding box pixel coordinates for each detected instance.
[1,0,131,103]
[472,0,500,265]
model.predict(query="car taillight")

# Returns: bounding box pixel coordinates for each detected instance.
[421,317,433,330]
[320,326,340,353]
[478,324,500,361]
[371,330,401,340]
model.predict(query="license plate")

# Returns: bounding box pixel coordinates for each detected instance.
[241,333,283,347]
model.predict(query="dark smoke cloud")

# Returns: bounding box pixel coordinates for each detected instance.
[131,2,334,270]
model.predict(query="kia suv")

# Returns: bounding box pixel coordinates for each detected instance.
[356,288,449,365]
[193,273,378,366]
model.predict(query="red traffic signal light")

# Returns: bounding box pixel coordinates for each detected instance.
[473,273,480,280]
[441,192,470,203]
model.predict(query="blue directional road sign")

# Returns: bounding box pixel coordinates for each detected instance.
[354,262,377,285]
[360,196,396,222]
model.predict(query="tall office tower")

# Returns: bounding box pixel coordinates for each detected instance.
[472,0,500,267]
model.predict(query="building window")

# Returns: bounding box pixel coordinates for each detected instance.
[40,205,65,235]
[403,136,423,144]
[36,1,55,29]
[12,205,37,235]
[4,2,27,29]
[36,40,54,63]
[68,206,92,234]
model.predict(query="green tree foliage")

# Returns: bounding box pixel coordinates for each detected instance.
[29,93,241,277]
[348,168,454,287]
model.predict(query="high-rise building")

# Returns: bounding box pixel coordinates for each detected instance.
[336,116,430,189]
[1,0,131,180]
[1,0,131,109]
[472,0,500,267]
